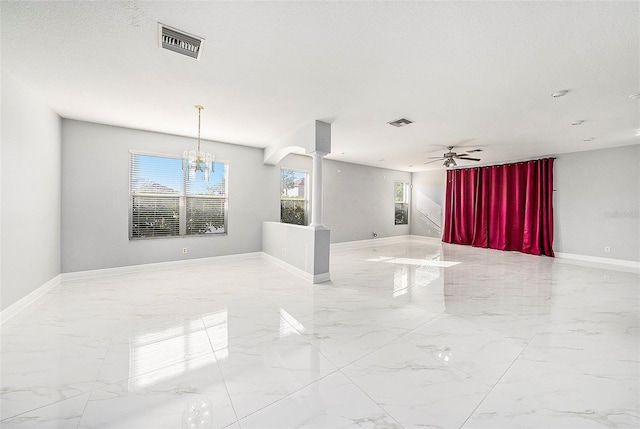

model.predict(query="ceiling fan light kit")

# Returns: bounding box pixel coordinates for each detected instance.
[424,146,482,168]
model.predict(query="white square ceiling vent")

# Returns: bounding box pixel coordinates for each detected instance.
[388,118,414,127]
[158,24,204,60]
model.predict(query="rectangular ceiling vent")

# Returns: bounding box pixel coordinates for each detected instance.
[159,24,204,60]
[388,118,414,128]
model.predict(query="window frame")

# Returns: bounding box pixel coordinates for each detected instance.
[280,168,310,226]
[394,181,410,225]
[129,150,229,240]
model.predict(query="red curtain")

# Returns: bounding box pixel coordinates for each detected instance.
[442,158,554,256]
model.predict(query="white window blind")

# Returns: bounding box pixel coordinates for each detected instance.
[130,152,228,239]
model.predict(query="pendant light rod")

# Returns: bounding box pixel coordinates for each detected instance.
[195,104,204,153]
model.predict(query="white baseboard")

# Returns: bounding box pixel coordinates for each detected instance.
[407,235,443,243]
[261,252,330,284]
[332,234,443,250]
[555,252,640,270]
[331,235,413,249]
[1,274,62,325]
[2,252,307,324]
[62,252,264,281]
[313,272,331,283]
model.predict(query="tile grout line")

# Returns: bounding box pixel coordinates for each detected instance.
[337,355,407,429]
[201,316,243,429]
[75,314,130,429]
[457,334,539,429]
[231,314,403,425]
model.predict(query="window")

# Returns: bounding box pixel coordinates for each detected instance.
[280,169,309,225]
[130,152,228,239]
[395,181,409,225]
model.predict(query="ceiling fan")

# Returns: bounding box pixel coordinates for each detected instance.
[424,146,482,168]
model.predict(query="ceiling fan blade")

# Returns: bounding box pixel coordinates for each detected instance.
[458,157,481,161]
[426,156,446,159]
[424,159,445,164]
[454,153,469,157]
[467,149,483,153]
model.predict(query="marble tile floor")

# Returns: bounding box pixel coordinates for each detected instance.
[1,236,638,428]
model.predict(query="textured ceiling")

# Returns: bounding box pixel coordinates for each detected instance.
[1,1,639,171]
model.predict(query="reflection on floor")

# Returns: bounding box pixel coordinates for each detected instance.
[1,236,638,428]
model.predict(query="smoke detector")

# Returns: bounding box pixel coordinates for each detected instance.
[158,24,204,60]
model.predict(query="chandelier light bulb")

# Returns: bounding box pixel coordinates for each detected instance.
[183,105,214,181]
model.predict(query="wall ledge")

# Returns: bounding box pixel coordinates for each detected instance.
[1,274,62,325]
[261,221,331,281]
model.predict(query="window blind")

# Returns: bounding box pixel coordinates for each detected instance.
[129,152,228,239]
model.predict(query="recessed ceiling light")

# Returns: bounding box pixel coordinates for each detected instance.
[571,120,584,126]
[583,137,594,142]
[552,90,569,98]
[629,92,640,100]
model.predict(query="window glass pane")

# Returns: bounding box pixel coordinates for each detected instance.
[394,181,405,203]
[131,195,180,237]
[281,199,306,225]
[281,169,307,199]
[186,162,227,196]
[186,197,226,235]
[395,203,409,225]
[131,154,183,195]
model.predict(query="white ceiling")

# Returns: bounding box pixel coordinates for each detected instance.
[2,1,639,171]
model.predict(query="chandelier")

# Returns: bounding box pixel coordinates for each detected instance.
[183,105,214,181]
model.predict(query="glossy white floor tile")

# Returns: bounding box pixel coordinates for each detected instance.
[1,237,638,428]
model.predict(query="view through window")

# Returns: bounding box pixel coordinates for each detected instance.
[280,169,309,225]
[129,152,228,239]
[395,181,409,225]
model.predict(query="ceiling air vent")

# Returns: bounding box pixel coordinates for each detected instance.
[388,118,414,128]
[159,24,204,60]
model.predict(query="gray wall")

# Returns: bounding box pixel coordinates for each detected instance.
[1,72,62,311]
[322,158,412,243]
[61,120,278,273]
[554,144,639,262]
[61,124,414,273]
[410,169,446,238]
[409,145,640,263]
[262,153,414,244]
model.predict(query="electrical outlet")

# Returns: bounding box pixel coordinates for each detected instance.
[604,246,611,253]
[182,248,187,254]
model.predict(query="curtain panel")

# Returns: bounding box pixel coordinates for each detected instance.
[442,158,554,256]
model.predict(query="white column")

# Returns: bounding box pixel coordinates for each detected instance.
[310,151,327,227]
